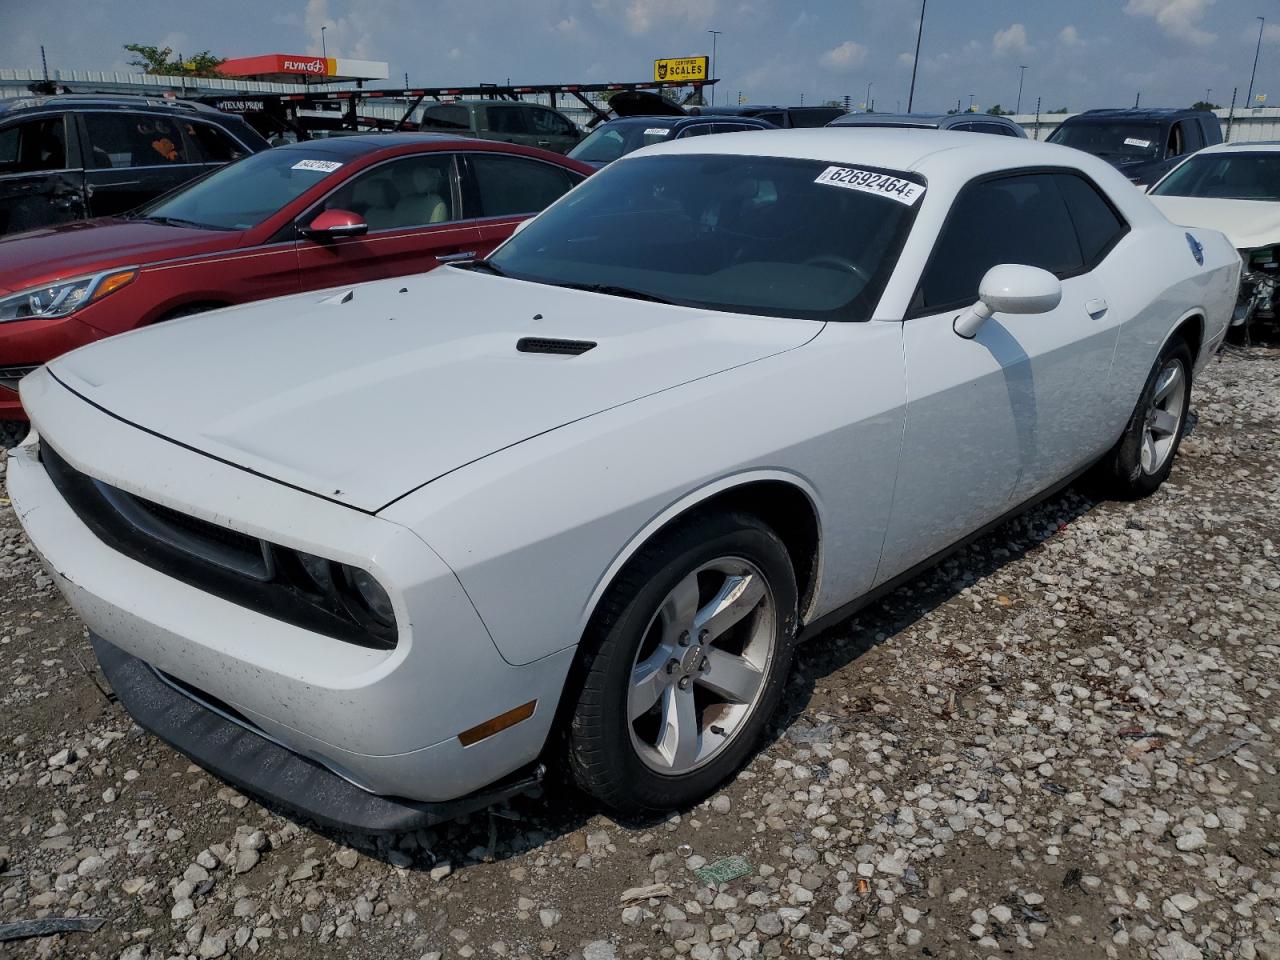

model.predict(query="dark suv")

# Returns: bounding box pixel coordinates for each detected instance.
[567,114,776,168]
[0,94,270,236]
[1048,108,1222,188]
[420,101,582,154]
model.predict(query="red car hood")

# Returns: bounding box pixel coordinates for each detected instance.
[0,219,245,291]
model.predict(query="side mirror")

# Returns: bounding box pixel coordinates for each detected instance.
[300,208,368,241]
[953,264,1062,339]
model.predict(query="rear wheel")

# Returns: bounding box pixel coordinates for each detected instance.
[1093,337,1193,499]
[567,512,798,815]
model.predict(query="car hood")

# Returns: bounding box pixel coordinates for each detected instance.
[0,218,243,290]
[48,268,819,512]
[1149,195,1280,250]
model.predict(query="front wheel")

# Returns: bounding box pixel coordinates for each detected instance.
[1093,337,1193,499]
[567,512,798,815]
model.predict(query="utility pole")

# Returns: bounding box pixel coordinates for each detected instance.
[1134,90,1141,108]
[865,80,873,112]
[405,72,409,87]
[968,92,975,112]
[707,30,721,106]
[1205,87,1212,106]
[40,44,49,81]
[1248,17,1265,108]
[907,0,927,112]
[1034,96,1041,140]
[1015,64,1027,115]
[1227,86,1238,142]
[321,24,328,60]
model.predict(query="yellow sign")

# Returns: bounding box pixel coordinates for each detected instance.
[654,56,709,82]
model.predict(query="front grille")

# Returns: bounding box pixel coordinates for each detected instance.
[40,442,395,650]
[0,364,39,392]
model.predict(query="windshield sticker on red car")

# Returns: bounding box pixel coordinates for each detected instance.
[292,159,343,173]
[1123,138,1151,148]
[644,128,670,136]
[813,167,925,206]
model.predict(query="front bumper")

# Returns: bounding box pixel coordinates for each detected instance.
[9,371,577,809]
[90,633,543,833]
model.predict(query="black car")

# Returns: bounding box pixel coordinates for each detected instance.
[567,114,776,168]
[827,111,1026,137]
[0,94,270,236]
[1047,108,1223,187]
[686,104,845,128]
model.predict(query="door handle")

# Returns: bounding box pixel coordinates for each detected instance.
[1086,298,1108,317]
[537,140,551,147]
[435,251,476,263]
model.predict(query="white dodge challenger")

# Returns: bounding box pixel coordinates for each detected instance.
[9,130,1238,831]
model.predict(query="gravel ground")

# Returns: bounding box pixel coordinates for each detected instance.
[2,344,1279,960]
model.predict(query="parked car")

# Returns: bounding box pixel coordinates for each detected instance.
[9,129,1237,830]
[687,104,844,128]
[1148,141,1280,329]
[0,134,591,439]
[828,111,1026,137]
[0,94,270,236]
[419,100,582,153]
[1047,108,1222,188]
[567,114,776,168]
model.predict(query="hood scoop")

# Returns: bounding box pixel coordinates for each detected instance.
[516,337,597,356]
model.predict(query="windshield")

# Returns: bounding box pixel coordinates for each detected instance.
[1048,122,1163,159]
[133,148,348,230]
[1151,152,1280,201]
[487,154,923,322]
[568,123,674,164]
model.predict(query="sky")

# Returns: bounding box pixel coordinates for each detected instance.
[1,0,1277,115]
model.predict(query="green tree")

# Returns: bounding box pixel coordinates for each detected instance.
[986,104,1008,115]
[124,44,225,78]
[1190,100,1222,111]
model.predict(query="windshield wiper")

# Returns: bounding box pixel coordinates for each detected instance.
[455,259,507,276]
[132,214,227,230]
[555,281,675,304]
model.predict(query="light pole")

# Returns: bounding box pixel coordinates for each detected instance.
[1248,17,1265,108]
[865,81,873,111]
[968,92,975,112]
[320,25,327,60]
[1015,65,1027,115]
[1205,87,1212,105]
[907,0,927,111]
[707,30,721,106]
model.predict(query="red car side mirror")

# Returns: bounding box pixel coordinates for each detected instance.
[301,209,368,240]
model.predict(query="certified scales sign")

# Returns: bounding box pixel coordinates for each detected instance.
[654,56,710,82]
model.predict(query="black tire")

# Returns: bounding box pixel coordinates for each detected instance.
[567,511,798,815]
[1093,336,1194,500]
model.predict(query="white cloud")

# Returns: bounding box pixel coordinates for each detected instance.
[1124,0,1216,45]
[1059,25,1083,46]
[614,0,716,35]
[819,40,868,72]
[992,23,1030,56]
[303,0,382,60]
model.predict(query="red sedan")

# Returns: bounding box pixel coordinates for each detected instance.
[0,134,593,434]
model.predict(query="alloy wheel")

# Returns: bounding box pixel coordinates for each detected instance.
[627,557,776,775]
[1140,357,1187,475]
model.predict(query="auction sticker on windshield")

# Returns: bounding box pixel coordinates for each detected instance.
[292,159,343,173]
[1123,138,1151,148]
[814,167,924,206]
[644,128,670,136]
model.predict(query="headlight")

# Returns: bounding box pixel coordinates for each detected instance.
[293,551,396,635]
[0,269,137,323]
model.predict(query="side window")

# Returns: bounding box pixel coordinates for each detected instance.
[0,115,67,174]
[950,122,977,132]
[186,122,248,163]
[917,173,1084,312]
[676,123,715,138]
[973,122,1018,137]
[321,155,457,231]
[469,154,580,217]
[84,113,190,168]
[714,123,761,133]
[421,105,471,131]
[1182,119,1204,152]
[486,107,531,135]
[756,112,785,126]
[1054,174,1128,265]
[1166,123,1185,158]
[530,107,575,137]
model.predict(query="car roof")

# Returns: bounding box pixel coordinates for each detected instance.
[1192,140,1280,154]
[0,93,239,120]
[1070,108,1213,122]
[273,132,465,155]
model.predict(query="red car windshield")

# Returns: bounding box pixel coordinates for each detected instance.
[133,149,349,231]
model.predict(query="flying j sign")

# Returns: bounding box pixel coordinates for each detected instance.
[654,56,710,82]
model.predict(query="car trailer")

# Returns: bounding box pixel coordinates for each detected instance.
[193,78,718,141]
